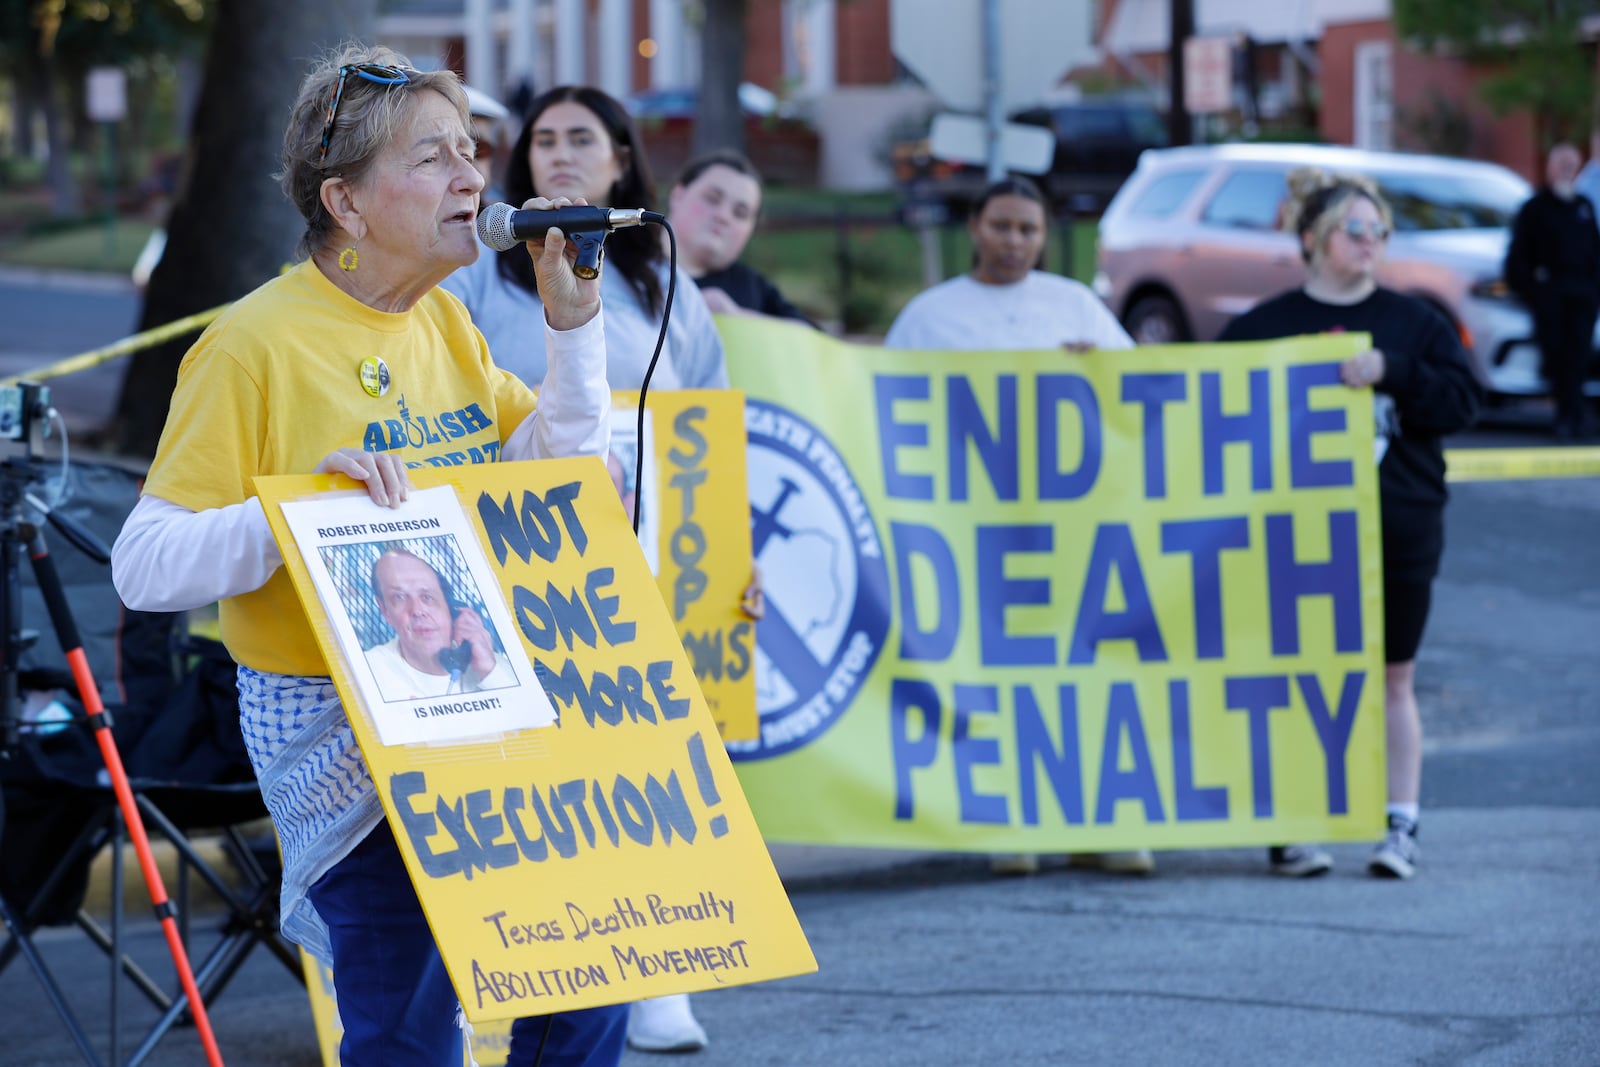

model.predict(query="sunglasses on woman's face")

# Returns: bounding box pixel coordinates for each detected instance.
[318,63,413,167]
[1340,219,1391,242]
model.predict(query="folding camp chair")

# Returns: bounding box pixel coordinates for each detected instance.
[0,722,300,1065]
[0,460,303,1066]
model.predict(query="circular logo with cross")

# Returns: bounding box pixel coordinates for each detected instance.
[727,401,891,761]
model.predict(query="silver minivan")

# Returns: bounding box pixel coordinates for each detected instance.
[1094,142,1598,399]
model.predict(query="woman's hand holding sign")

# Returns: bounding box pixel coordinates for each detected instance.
[316,447,414,508]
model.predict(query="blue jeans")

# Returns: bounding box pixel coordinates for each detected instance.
[308,820,628,1066]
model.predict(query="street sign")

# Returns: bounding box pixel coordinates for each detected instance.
[928,112,1055,175]
[890,0,1094,112]
[1184,36,1233,115]
[86,67,126,123]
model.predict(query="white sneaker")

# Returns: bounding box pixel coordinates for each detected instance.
[1368,816,1420,879]
[1269,844,1334,878]
[627,993,708,1053]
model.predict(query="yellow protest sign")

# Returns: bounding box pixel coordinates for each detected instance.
[613,389,757,741]
[301,953,341,1066]
[720,319,1387,851]
[258,458,815,1023]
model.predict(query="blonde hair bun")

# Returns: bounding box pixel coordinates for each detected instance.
[1282,166,1381,234]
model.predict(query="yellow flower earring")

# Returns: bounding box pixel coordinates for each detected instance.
[339,244,359,272]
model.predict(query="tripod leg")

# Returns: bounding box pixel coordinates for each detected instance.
[27,531,227,1067]
[0,892,105,1066]
[0,513,26,755]
[111,808,123,1067]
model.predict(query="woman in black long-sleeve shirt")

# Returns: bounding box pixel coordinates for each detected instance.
[1221,168,1483,880]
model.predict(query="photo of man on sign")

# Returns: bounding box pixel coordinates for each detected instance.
[321,537,518,703]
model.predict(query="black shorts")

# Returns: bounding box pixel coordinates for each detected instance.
[1383,573,1433,664]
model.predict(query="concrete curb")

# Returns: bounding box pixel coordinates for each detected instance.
[79,836,954,920]
[0,264,136,295]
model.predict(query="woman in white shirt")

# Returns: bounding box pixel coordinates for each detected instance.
[884,176,1150,878]
[885,175,1133,353]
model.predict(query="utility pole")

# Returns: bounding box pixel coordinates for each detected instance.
[983,0,1005,181]
[1168,0,1193,146]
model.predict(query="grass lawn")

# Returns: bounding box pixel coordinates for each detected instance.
[0,218,156,274]
[0,187,56,236]
[742,204,1100,337]
[0,181,1105,338]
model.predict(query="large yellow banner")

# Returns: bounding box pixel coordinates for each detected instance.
[721,320,1387,850]
[258,459,814,1024]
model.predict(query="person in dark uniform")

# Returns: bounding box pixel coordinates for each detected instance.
[1505,142,1600,441]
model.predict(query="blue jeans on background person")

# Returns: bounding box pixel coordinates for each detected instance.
[308,820,628,1067]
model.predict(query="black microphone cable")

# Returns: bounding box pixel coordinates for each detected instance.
[531,1012,554,1067]
[631,214,675,536]
[471,213,672,1067]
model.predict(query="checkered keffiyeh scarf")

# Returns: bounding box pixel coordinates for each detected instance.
[235,667,383,964]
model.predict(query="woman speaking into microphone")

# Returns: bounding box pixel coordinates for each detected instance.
[111,44,627,1067]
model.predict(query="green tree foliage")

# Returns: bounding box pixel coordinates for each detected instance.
[1393,0,1600,144]
[0,2,211,212]
[113,0,379,455]
[28,0,211,65]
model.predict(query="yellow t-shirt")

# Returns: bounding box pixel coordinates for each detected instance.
[143,259,538,676]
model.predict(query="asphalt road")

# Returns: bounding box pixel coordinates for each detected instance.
[0,271,1595,1066]
[0,269,138,439]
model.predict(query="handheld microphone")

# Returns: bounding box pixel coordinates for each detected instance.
[476,202,658,277]
[475,202,653,249]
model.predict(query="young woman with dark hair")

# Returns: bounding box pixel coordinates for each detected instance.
[883,176,1146,878]
[444,85,727,395]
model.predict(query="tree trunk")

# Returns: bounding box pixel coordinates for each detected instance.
[693,0,748,157]
[11,72,36,159]
[112,0,379,457]
[24,45,80,216]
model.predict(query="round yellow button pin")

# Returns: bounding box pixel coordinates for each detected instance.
[359,356,391,398]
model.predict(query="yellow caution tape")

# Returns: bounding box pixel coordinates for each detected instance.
[1445,447,1600,482]
[0,304,228,386]
[6,312,1599,487]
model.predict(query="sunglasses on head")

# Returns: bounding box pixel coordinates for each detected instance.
[1340,218,1391,242]
[318,63,413,167]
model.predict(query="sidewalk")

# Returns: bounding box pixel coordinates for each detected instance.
[625,807,1600,1067]
[45,806,1600,1067]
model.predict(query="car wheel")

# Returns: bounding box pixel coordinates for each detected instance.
[1125,294,1190,345]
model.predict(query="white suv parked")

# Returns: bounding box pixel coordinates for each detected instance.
[1094,142,1598,400]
